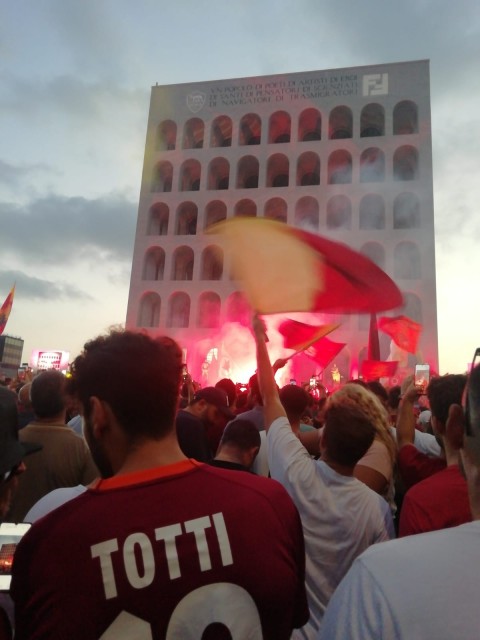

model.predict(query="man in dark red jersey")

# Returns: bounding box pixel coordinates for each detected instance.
[11,330,308,640]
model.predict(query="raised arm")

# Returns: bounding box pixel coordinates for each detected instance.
[396,383,419,449]
[251,313,286,430]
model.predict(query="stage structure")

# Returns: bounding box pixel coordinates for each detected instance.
[126,60,438,387]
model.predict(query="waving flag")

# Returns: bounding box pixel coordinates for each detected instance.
[378,315,422,354]
[278,319,340,351]
[0,285,15,336]
[304,336,346,370]
[208,218,403,315]
[361,360,398,381]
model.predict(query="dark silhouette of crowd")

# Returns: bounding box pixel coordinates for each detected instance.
[0,323,478,639]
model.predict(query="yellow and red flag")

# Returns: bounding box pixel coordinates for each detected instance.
[378,315,422,354]
[278,319,340,352]
[0,284,15,336]
[209,218,402,315]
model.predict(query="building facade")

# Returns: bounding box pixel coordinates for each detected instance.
[126,60,438,386]
[0,335,24,380]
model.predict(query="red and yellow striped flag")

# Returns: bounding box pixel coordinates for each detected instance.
[0,285,15,336]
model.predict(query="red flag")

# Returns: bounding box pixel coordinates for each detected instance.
[378,315,422,354]
[0,285,15,336]
[304,336,346,370]
[361,360,398,381]
[278,319,340,351]
[209,218,403,314]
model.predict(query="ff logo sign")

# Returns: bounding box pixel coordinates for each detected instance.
[187,91,206,113]
[363,73,389,96]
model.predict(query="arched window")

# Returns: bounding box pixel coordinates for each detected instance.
[360,242,385,269]
[148,203,169,235]
[393,193,420,229]
[264,197,287,223]
[207,157,230,190]
[179,159,201,191]
[394,242,421,279]
[359,194,385,230]
[327,195,352,229]
[225,291,251,326]
[182,118,204,149]
[360,148,385,182]
[201,246,223,280]
[156,120,177,151]
[167,293,190,328]
[137,293,161,328]
[142,247,165,281]
[297,152,320,186]
[152,161,173,193]
[172,246,194,280]
[295,196,319,230]
[210,115,232,147]
[394,146,418,181]
[329,106,353,139]
[268,111,291,143]
[236,156,259,189]
[267,154,289,187]
[175,202,197,235]
[239,113,261,145]
[197,292,221,328]
[204,201,227,230]
[298,108,321,141]
[328,150,352,184]
[393,101,418,135]
[360,104,384,137]
[234,199,256,217]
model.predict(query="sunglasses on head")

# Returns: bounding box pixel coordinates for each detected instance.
[1,462,23,485]
[464,347,480,437]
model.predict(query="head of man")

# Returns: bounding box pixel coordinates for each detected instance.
[188,387,234,431]
[427,374,466,434]
[320,400,376,471]
[216,419,261,470]
[215,378,237,410]
[68,330,183,477]
[248,373,263,407]
[30,370,66,420]
[279,385,310,431]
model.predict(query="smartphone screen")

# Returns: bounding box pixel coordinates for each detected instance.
[415,364,430,391]
[0,522,31,591]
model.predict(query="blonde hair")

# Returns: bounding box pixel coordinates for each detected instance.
[328,383,397,466]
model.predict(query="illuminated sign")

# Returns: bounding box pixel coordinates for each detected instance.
[30,350,70,371]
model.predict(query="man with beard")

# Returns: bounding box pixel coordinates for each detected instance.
[11,330,308,639]
[176,387,234,461]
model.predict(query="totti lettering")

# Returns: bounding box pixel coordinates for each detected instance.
[91,512,233,600]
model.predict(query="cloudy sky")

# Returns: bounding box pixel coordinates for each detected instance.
[1,0,479,373]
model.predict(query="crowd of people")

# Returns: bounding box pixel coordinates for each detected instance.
[0,321,478,639]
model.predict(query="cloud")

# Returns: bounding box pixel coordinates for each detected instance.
[0,270,93,302]
[0,192,136,266]
[0,160,57,187]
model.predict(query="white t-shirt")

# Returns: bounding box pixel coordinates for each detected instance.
[267,417,394,639]
[319,521,480,640]
[24,485,87,523]
[390,426,442,457]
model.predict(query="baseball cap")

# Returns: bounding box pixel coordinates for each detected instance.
[0,403,42,477]
[193,387,235,419]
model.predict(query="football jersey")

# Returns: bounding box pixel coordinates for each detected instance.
[12,459,308,639]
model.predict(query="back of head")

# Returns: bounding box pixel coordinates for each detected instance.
[279,385,310,423]
[30,370,66,419]
[330,382,396,464]
[18,383,32,409]
[427,374,467,425]
[219,419,261,452]
[465,363,480,465]
[322,402,376,467]
[215,378,237,408]
[68,330,182,441]
[366,380,389,407]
